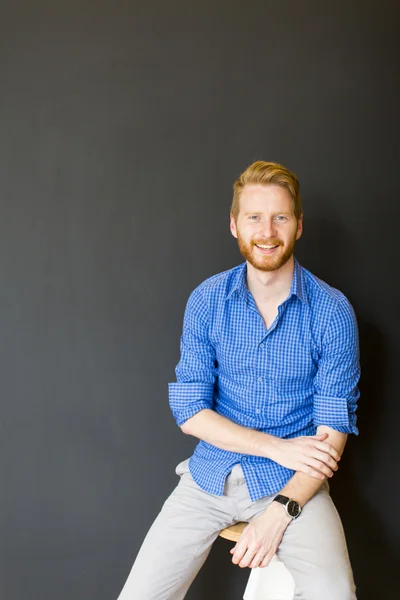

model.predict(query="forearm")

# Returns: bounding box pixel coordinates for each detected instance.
[181,408,276,458]
[279,426,348,506]
[231,426,350,569]
[181,411,342,479]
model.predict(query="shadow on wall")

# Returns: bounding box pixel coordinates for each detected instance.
[300,215,399,597]
[333,319,398,599]
[189,216,397,599]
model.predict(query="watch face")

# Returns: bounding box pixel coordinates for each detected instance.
[287,500,301,518]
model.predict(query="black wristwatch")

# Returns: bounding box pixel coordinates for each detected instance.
[273,494,302,519]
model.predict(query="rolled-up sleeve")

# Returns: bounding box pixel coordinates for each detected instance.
[313,298,360,435]
[168,287,217,427]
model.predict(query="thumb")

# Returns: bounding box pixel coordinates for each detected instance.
[312,433,328,440]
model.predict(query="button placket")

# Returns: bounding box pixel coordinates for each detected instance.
[256,336,271,417]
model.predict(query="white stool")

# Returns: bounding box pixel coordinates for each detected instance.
[219,523,295,600]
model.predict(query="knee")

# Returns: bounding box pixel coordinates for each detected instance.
[297,573,356,600]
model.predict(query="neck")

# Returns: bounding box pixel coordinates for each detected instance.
[246,256,295,304]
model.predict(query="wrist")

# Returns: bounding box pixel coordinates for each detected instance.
[272,494,302,520]
[260,501,293,527]
[263,434,282,461]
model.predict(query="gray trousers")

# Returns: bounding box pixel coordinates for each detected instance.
[117,460,356,600]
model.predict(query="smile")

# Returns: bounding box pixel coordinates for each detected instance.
[254,244,280,253]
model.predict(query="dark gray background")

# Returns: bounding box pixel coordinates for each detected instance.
[1,1,399,598]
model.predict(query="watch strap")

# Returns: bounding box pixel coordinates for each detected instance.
[273,494,290,506]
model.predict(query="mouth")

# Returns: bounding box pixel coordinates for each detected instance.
[254,243,280,254]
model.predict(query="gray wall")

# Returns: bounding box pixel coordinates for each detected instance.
[1,1,399,598]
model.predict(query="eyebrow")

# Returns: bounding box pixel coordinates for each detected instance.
[244,211,292,216]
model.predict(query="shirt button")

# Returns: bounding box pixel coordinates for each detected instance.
[256,409,261,414]
[260,343,264,348]
[258,376,263,382]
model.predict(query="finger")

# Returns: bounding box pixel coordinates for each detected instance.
[230,544,237,554]
[260,552,274,568]
[313,449,339,471]
[231,525,250,561]
[314,441,341,462]
[299,464,326,479]
[312,433,328,441]
[249,551,267,569]
[307,457,334,477]
[231,542,248,565]
[238,548,258,568]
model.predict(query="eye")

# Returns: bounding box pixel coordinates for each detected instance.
[274,215,288,222]
[249,215,261,221]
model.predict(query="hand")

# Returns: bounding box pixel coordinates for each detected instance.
[268,433,340,479]
[230,503,291,569]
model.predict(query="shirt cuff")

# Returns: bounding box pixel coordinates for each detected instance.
[168,382,214,427]
[313,395,359,435]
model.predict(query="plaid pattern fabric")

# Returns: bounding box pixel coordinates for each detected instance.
[168,258,360,502]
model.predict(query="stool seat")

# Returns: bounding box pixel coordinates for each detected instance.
[219,521,247,542]
[218,522,295,600]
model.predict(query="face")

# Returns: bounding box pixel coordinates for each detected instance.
[230,184,303,272]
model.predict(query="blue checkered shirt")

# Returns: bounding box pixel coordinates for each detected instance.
[168,258,360,502]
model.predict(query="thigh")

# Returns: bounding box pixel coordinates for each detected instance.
[117,459,236,600]
[277,484,357,600]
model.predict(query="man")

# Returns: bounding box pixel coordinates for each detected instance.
[117,161,360,600]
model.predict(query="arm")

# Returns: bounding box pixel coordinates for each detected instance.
[231,426,347,569]
[278,425,347,506]
[182,409,340,479]
[169,288,339,478]
[231,300,360,569]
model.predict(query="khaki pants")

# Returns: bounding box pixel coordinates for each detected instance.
[117,460,356,600]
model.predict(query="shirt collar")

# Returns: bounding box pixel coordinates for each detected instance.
[225,257,309,305]
[225,263,248,301]
[290,258,309,304]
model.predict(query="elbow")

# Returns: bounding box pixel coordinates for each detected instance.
[180,420,191,435]
[180,409,207,435]
[180,416,196,435]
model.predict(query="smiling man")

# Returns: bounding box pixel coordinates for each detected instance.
[117,161,360,600]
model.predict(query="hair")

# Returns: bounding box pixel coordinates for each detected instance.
[231,161,302,220]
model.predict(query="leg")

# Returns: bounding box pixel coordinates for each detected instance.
[237,481,356,600]
[277,484,356,600]
[117,460,236,600]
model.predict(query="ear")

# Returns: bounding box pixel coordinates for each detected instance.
[230,213,238,239]
[296,214,303,240]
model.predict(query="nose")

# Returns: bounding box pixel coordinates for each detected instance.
[260,218,277,239]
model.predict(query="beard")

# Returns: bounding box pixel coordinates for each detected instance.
[237,232,297,272]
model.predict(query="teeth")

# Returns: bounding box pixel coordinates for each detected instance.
[257,244,277,249]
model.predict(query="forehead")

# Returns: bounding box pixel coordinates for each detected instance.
[239,184,295,213]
